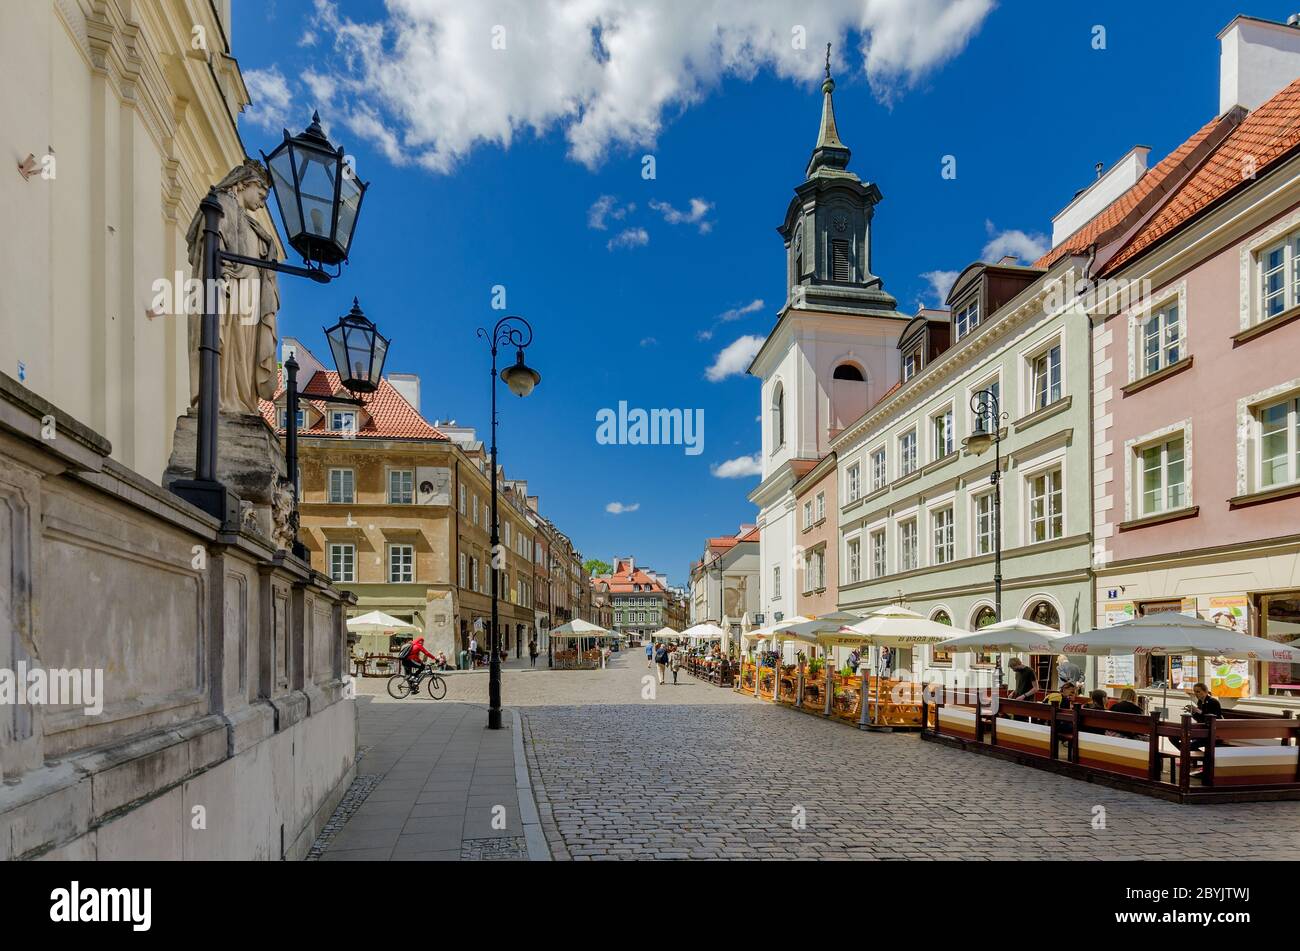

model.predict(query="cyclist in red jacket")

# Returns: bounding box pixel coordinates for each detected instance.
[403,636,435,687]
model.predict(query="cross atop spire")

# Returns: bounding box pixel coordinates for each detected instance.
[807,42,850,177]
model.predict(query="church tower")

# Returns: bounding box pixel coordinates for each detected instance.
[777,50,899,317]
[747,47,908,628]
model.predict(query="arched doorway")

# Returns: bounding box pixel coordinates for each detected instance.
[970,605,998,667]
[1024,599,1062,689]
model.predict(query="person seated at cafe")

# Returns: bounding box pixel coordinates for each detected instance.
[1086,689,1108,710]
[1186,682,1222,752]
[1109,687,1143,715]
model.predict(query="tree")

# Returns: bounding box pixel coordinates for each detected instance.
[584,558,611,577]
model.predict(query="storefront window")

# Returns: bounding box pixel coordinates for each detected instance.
[930,610,952,666]
[1026,601,1060,688]
[1262,594,1300,695]
[972,606,997,666]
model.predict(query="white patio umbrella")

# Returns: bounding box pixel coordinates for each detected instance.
[741,615,810,645]
[346,610,420,633]
[550,618,613,668]
[936,618,1064,654]
[1058,611,1300,711]
[681,622,726,643]
[647,626,679,642]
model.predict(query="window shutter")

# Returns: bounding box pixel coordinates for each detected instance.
[831,240,852,281]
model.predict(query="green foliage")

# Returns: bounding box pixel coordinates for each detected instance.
[584,559,612,577]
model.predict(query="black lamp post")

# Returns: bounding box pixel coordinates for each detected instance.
[173,112,369,525]
[476,316,540,730]
[963,388,1008,693]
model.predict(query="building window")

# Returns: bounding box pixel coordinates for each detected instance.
[388,544,414,583]
[471,557,480,592]
[903,347,922,382]
[330,410,356,432]
[1259,231,1300,320]
[459,552,467,588]
[846,463,861,502]
[772,565,781,599]
[954,298,980,339]
[504,522,512,547]
[931,409,953,460]
[972,378,1000,433]
[870,448,887,491]
[1030,344,1062,411]
[472,494,479,526]
[388,469,414,504]
[803,500,814,530]
[974,491,996,556]
[846,538,861,583]
[328,468,354,504]
[931,507,954,565]
[772,384,786,450]
[1258,395,1300,489]
[1028,467,1064,542]
[1138,436,1186,515]
[1140,300,1181,377]
[459,483,466,514]
[816,491,825,522]
[899,519,918,571]
[831,239,852,281]
[899,429,917,476]
[328,543,355,583]
[870,529,886,579]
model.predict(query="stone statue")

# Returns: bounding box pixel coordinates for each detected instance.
[270,477,297,550]
[185,159,281,417]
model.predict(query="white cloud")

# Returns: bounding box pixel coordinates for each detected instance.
[301,0,993,172]
[719,298,764,322]
[241,66,293,131]
[711,453,762,478]
[918,270,959,307]
[300,29,319,47]
[706,334,764,382]
[606,501,641,514]
[588,194,635,230]
[607,227,649,251]
[640,336,657,347]
[649,197,714,233]
[696,329,714,341]
[981,220,1048,264]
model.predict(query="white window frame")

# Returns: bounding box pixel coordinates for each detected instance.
[458,483,466,514]
[1240,212,1300,329]
[816,491,825,523]
[1256,395,1300,491]
[899,428,918,477]
[330,410,357,433]
[1123,420,1194,521]
[870,445,887,491]
[931,506,954,565]
[1024,463,1065,544]
[803,500,814,530]
[1022,334,1064,414]
[459,552,467,588]
[328,468,355,504]
[954,297,980,339]
[772,565,781,600]
[899,517,918,572]
[869,527,887,579]
[387,468,415,504]
[1133,291,1184,380]
[930,405,955,461]
[845,536,862,583]
[968,371,1001,434]
[846,463,861,502]
[388,543,414,583]
[972,488,997,557]
[328,543,355,583]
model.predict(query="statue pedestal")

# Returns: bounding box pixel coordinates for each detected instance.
[164,412,288,542]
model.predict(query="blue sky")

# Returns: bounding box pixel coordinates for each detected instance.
[232,0,1278,585]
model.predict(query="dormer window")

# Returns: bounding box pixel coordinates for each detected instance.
[902,347,922,381]
[331,410,357,432]
[954,298,980,339]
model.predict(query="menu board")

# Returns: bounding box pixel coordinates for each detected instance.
[1101,654,1135,687]
[1205,596,1251,697]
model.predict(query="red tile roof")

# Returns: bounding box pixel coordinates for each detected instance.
[738,525,759,542]
[260,370,448,441]
[601,560,667,594]
[1035,77,1300,275]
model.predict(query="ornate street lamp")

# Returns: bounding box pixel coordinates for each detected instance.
[175,112,368,527]
[962,388,1008,620]
[476,316,540,730]
[324,298,390,394]
[262,112,368,273]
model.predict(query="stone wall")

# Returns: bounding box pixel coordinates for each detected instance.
[0,372,357,859]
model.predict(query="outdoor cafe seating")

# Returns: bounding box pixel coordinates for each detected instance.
[922,688,1300,802]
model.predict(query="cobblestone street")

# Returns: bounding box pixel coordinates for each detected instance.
[355,650,1300,860]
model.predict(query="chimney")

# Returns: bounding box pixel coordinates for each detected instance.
[1051,146,1150,247]
[1219,15,1300,115]
[387,372,421,412]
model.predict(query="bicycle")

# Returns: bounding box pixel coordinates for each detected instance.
[387,663,448,700]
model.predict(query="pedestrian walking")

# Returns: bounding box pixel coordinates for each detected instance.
[469,634,479,668]
[670,644,684,684]
[655,642,670,684]
[645,640,654,669]
[528,637,538,668]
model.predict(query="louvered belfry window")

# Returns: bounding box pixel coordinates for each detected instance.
[831,240,852,281]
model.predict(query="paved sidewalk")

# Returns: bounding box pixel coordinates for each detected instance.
[313,698,549,861]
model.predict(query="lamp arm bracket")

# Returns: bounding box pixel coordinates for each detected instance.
[217,249,336,284]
